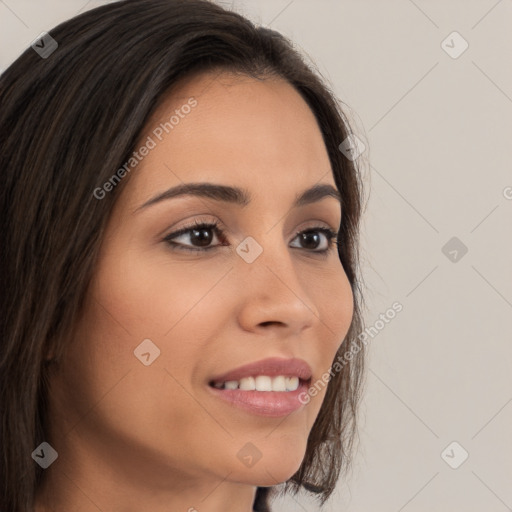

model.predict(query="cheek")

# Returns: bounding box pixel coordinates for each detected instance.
[302,268,354,413]
[84,245,237,396]
[91,246,228,340]
[59,251,236,472]
[315,266,354,353]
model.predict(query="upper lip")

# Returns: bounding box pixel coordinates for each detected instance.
[209,357,313,384]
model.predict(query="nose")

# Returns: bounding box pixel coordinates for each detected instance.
[235,237,320,336]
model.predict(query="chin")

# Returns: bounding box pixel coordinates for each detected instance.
[231,444,307,487]
[252,463,303,487]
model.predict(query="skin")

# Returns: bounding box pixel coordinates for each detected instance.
[36,71,354,512]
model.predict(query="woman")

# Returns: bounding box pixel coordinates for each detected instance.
[0,1,366,510]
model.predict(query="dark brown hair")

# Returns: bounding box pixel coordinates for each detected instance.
[0,1,366,510]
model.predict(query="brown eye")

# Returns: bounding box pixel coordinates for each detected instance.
[290,228,338,253]
[163,221,225,252]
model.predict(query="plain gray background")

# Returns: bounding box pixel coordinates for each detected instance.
[1,1,511,510]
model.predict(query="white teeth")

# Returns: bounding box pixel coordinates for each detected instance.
[255,375,272,391]
[239,376,255,390]
[272,376,287,391]
[213,375,302,392]
[285,376,299,391]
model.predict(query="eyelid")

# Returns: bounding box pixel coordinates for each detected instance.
[163,215,338,239]
[162,215,227,239]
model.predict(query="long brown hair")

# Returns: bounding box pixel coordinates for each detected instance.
[0,1,366,510]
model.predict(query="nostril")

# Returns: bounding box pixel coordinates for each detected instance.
[259,321,281,327]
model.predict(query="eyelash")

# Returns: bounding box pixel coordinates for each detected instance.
[163,219,340,255]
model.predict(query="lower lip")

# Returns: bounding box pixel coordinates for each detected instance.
[207,380,310,417]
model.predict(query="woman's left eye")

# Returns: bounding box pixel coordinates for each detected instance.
[163,220,339,254]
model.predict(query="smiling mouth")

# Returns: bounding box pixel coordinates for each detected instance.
[207,376,312,417]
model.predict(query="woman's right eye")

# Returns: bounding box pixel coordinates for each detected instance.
[163,221,227,252]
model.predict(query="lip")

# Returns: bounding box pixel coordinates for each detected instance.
[207,357,313,418]
[208,357,313,384]
[207,380,310,417]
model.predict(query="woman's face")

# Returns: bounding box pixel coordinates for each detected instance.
[46,71,354,502]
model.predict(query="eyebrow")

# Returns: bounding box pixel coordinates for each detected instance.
[134,182,341,212]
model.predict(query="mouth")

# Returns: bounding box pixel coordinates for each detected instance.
[206,357,313,417]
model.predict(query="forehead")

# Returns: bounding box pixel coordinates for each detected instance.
[122,71,335,206]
